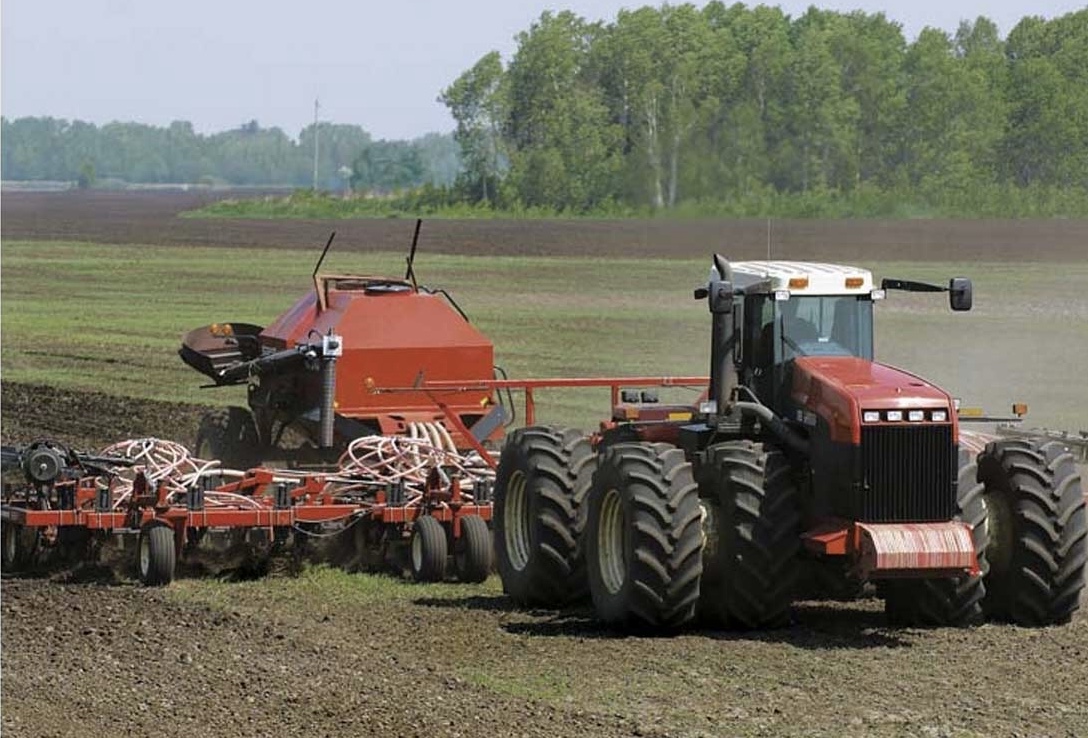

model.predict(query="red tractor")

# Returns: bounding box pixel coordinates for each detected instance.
[492,256,1087,628]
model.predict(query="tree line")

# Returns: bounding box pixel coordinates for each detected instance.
[0,117,460,191]
[440,4,1088,215]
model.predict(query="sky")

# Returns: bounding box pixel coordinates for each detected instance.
[1,1,1082,141]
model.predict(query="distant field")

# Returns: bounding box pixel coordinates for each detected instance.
[3,190,1088,261]
[2,240,1086,432]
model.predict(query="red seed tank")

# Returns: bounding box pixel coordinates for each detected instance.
[260,274,497,439]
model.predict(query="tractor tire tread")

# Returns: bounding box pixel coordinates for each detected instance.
[587,443,702,629]
[494,426,595,607]
[978,439,1086,626]
[700,440,801,630]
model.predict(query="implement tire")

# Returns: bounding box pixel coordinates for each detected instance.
[978,439,1087,626]
[455,515,493,584]
[883,449,987,627]
[2,521,38,571]
[585,443,703,629]
[138,523,177,586]
[493,426,595,608]
[195,407,260,469]
[699,441,801,629]
[410,515,448,582]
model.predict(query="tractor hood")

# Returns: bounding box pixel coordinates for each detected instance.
[790,356,955,445]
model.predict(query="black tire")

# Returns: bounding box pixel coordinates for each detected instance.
[978,439,1087,626]
[585,443,703,629]
[194,407,260,469]
[699,441,801,629]
[454,515,493,584]
[138,523,177,586]
[1,521,39,572]
[410,515,448,582]
[493,426,595,607]
[882,449,987,627]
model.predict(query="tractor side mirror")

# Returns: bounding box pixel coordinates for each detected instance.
[949,277,972,311]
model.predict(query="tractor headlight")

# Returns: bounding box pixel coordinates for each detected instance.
[907,410,925,422]
[862,410,881,423]
[886,410,903,422]
[698,400,718,415]
[931,410,948,422]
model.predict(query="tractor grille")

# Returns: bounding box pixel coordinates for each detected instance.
[856,425,955,522]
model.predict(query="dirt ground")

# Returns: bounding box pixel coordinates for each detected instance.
[4,189,1088,261]
[3,194,1088,736]
[3,383,1087,738]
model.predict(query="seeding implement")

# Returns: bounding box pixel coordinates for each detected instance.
[1,436,495,585]
[491,257,1087,629]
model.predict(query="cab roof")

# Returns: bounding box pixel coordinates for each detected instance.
[729,261,873,295]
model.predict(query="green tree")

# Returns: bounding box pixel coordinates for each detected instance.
[1002,11,1088,186]
[76,161,96,189]
[503,11,621,210]
[440,51,506,203]
[780,10,859,193]
[351,140,425,192]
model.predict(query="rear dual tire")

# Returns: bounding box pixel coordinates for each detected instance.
[585,443,703,629]
[493,426,595,607]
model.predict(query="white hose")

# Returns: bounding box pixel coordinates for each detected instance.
[90,423,493,514]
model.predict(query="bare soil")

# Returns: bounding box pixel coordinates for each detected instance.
[4,189,1088,261]
[3,380,1087,737]
[3,193,1088,737]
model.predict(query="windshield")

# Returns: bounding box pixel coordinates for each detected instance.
[778,295,873,360]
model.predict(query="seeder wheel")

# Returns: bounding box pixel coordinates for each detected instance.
[1,521,39,571]
[410,515,447,582]
[454,515,492,583]
[138,523,177,586]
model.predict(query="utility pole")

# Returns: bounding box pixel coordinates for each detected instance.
[312,98,320,191]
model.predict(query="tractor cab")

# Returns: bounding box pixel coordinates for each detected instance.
[728,262,878,414]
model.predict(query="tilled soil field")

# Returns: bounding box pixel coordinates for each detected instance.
[4,193,1088,736]
[4,189,1088,261]
[2,380,1088,737]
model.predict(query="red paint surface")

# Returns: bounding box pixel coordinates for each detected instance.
[791,356,956,444]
